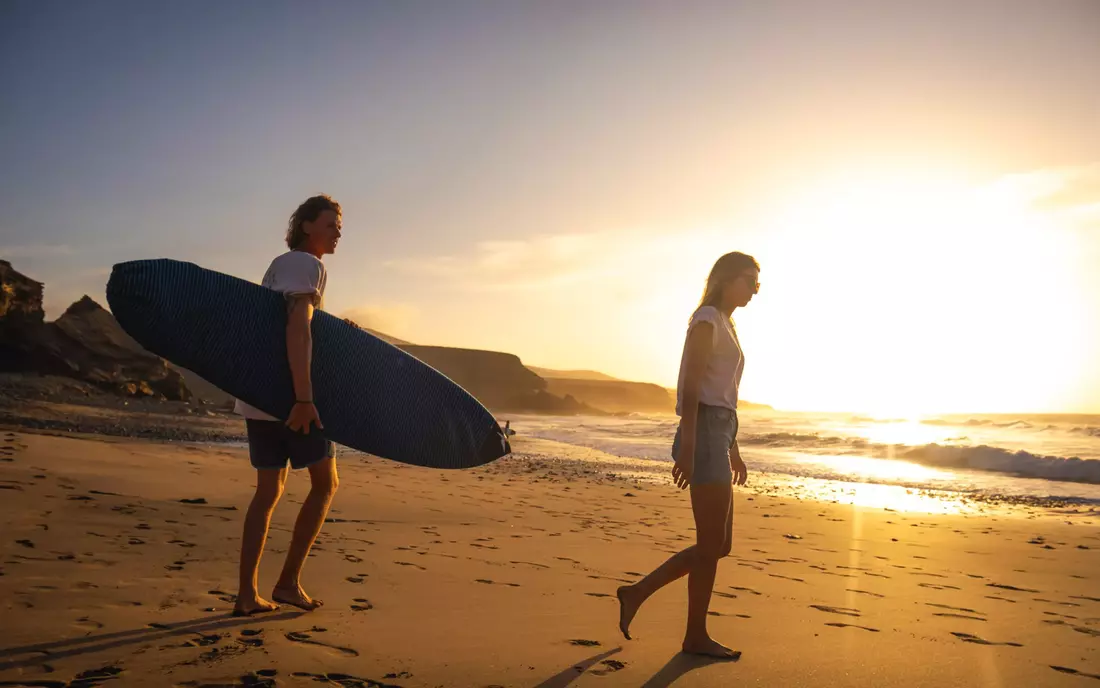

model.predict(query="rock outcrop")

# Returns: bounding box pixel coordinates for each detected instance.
[0,261,191,400]
[542,377,674,414]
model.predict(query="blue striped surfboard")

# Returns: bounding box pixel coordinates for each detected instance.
[106,259,510,469]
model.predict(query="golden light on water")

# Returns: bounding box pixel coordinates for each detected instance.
[799,478,974,515]
[796,453,951,483]
[845,419,957,448]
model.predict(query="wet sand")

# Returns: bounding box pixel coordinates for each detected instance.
[0,430,1097,687]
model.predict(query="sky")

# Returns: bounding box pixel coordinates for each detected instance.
[2,1,1099,415]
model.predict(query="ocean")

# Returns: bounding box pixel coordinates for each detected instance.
[506,410,1100,513]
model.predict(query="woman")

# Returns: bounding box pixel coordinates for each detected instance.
[617,251,759,658]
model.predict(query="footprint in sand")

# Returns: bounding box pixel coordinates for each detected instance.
[346,576,366,583]
[475,579,521,587]
[1050,666,1100,680]
[570,639,601,646]
[284,631,359,657]
[951,632,1022,647]
[394,561,426,571]
[350,599,374,611]
[810,605,861,617]
[825,622,879,632]
[769,574,805,583]
[713,591,737,599]
[238,629,264,647]
[58,666,125,685]
[1044,621,1100,637]
[291,672,396,687]
[180,669,278,687]
[179,633,223,648]
[730,586,762,596]
[590,660,627,676]
[846,589,884,598]
[585,592,613,598]
[987,583,1040,593]
[72,617,105,632]
[918,583,961,591]
[927,603,982,614]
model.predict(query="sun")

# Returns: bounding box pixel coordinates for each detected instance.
[737,165,1089,415]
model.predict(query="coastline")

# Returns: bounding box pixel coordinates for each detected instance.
[1,427,1097,686]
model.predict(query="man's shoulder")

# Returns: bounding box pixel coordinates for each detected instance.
[265,251,326,281]
[269,250,324,271]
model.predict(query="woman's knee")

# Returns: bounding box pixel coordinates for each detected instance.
[695,538,727,562]
[718,538,732,558]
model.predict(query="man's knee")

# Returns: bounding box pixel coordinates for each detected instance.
[253,475,285,508]
[309,463,338,499]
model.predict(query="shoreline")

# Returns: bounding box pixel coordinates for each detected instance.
[3,406,1098,522]
[1,430,1097,686]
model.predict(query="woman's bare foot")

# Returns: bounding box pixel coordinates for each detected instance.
[617,585,643,640]
[272,584,323,611]
[682,636,741,659]
[232,594,279,617]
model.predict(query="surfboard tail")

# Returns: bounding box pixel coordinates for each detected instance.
[478,425,512,465]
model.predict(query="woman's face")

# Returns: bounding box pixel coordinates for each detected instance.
[722,269,760,308]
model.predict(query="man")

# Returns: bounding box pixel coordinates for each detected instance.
[233,194,343,616]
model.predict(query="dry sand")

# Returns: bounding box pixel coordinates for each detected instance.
[0,429,1097,687]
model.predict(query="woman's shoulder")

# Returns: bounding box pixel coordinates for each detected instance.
[691,305,724,323]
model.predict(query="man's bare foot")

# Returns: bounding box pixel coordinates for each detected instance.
[617,585,643,640]
[232,594,279,617]
[682,636,741,659]
[272,584,323,611]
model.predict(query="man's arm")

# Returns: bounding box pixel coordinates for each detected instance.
[285,295,322,433]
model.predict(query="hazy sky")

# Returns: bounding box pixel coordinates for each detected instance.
[2,1,1098,414]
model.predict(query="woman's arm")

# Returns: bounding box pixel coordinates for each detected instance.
[673,321,714,489]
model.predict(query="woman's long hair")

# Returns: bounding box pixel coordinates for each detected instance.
[697,251,759,310]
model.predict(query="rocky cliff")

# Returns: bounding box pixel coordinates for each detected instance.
[0,261,190,400]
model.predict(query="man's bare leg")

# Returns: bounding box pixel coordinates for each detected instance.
[235,467,288,616]
[272,457,338,610]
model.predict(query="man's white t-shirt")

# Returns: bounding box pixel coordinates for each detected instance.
[675,306,744,415]
[234,250,327,421]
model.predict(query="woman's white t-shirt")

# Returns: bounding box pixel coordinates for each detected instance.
[234,250,327,421]
[675,306,744,415]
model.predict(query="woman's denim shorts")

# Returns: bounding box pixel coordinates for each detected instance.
[672,404,738,485]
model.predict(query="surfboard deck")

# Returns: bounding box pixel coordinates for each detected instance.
[106,259,510,469]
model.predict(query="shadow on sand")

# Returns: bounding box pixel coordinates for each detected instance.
[0,610,304,672]
[640,650,742,688]
[533,647,625,687]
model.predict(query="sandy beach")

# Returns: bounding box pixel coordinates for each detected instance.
[0,429,1096,687]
